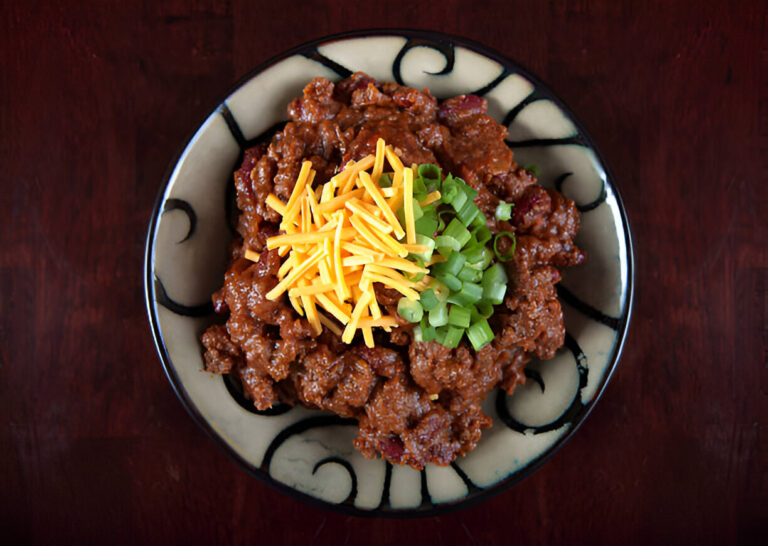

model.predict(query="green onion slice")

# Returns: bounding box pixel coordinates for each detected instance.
[524,164,540,176]
[447,281,483,306]
[397,297,424,323]
[444,218,471,248]
[417,164,441,183]
[471,225,492,246]
[419,318,437,341]
[428,303,448,327]
[404,256,426,282]
[441,325,464,348]
[476,300,494,319]
[495,202,513,221]
[436,272,462,292]
[482,263,508,305]
[467,319,494,350]
[448,306,471,328]
[420,289,441,311]
[492,231,517,262]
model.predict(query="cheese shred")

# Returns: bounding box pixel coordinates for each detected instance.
[263,138,426,346]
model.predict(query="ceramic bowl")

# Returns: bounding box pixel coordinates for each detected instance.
[144,29,634,516]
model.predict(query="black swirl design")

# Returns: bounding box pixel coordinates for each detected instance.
[154,275,213,317]
[260,414,357,472]
[469,67,511,97]
[393,38,455,87]
[501,93,539,127]
[506,135,585,148]
[496,332,589,434]
[222,374,293,416]
[376,461,393,510]
[557,285,620,330]
[312,457,358,505]
[524,368,545,393]
[218,104,247,150]
[552,172,608,212]
[502,93,584,148]
[450,462,484,495]
[372,461,483,511]
[419,468,433,507]
[163,198,197,243]
[301,48,352,78]
[225,177,239,235]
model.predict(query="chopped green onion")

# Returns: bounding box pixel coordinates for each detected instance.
[413,176,427,197]
[495,202,513,221]
[483,284,507,306]
[440,326,464,348]
[450,189,468,212]
[460,180,478,200]
[420,289,441,311]
[436,209,454,232]
[482,263,508,305]
[404,256,426,282]
[411,199,424,221]
[463,246,484,265]
[457,201,481,226]
[417,164,441,183]
[476,247,494,270]
[409,234,435,263]
[441,177,459,204]
[469,305,484,323]
[467,319,494,350]
[492,231,516,262]
[464,246,492,270]
[397,297,423,323]
[404,162,519,350]
[443,251,466,276]
[476,300,494,318]
[471,213,486,228]
[471,225,492,246]
[448,306,471,328]
[405,270,425,283]
[419,318,437,341]
[436,272,462,292]
[458,264,482,282]
[379,173,393,188]
[435,235,461,257]
[427,278,450,301]
[524,164,540,176]
[447,281,483,306]
[428,303,448,327]
[414,214,438,237]
[420,203,436,215]
[443,218,471,248]
[482,262,508,286]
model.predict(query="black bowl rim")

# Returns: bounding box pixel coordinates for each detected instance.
[144,28,635,518]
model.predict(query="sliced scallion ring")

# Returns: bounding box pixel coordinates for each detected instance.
[492,231,517,262]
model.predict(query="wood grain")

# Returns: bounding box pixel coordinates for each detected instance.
[1,0,765,544]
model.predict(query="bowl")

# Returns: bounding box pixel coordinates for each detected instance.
[144,29,633,516]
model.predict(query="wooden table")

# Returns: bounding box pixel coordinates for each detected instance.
[2,1,765,543]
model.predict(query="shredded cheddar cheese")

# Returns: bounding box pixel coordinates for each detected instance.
[262,139,425,347]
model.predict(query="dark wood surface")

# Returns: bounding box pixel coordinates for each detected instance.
[2,1,765,544]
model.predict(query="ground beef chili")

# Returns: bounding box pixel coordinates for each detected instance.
[201,73,585,469]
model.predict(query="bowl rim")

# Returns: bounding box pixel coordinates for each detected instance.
[144,28,635,518]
